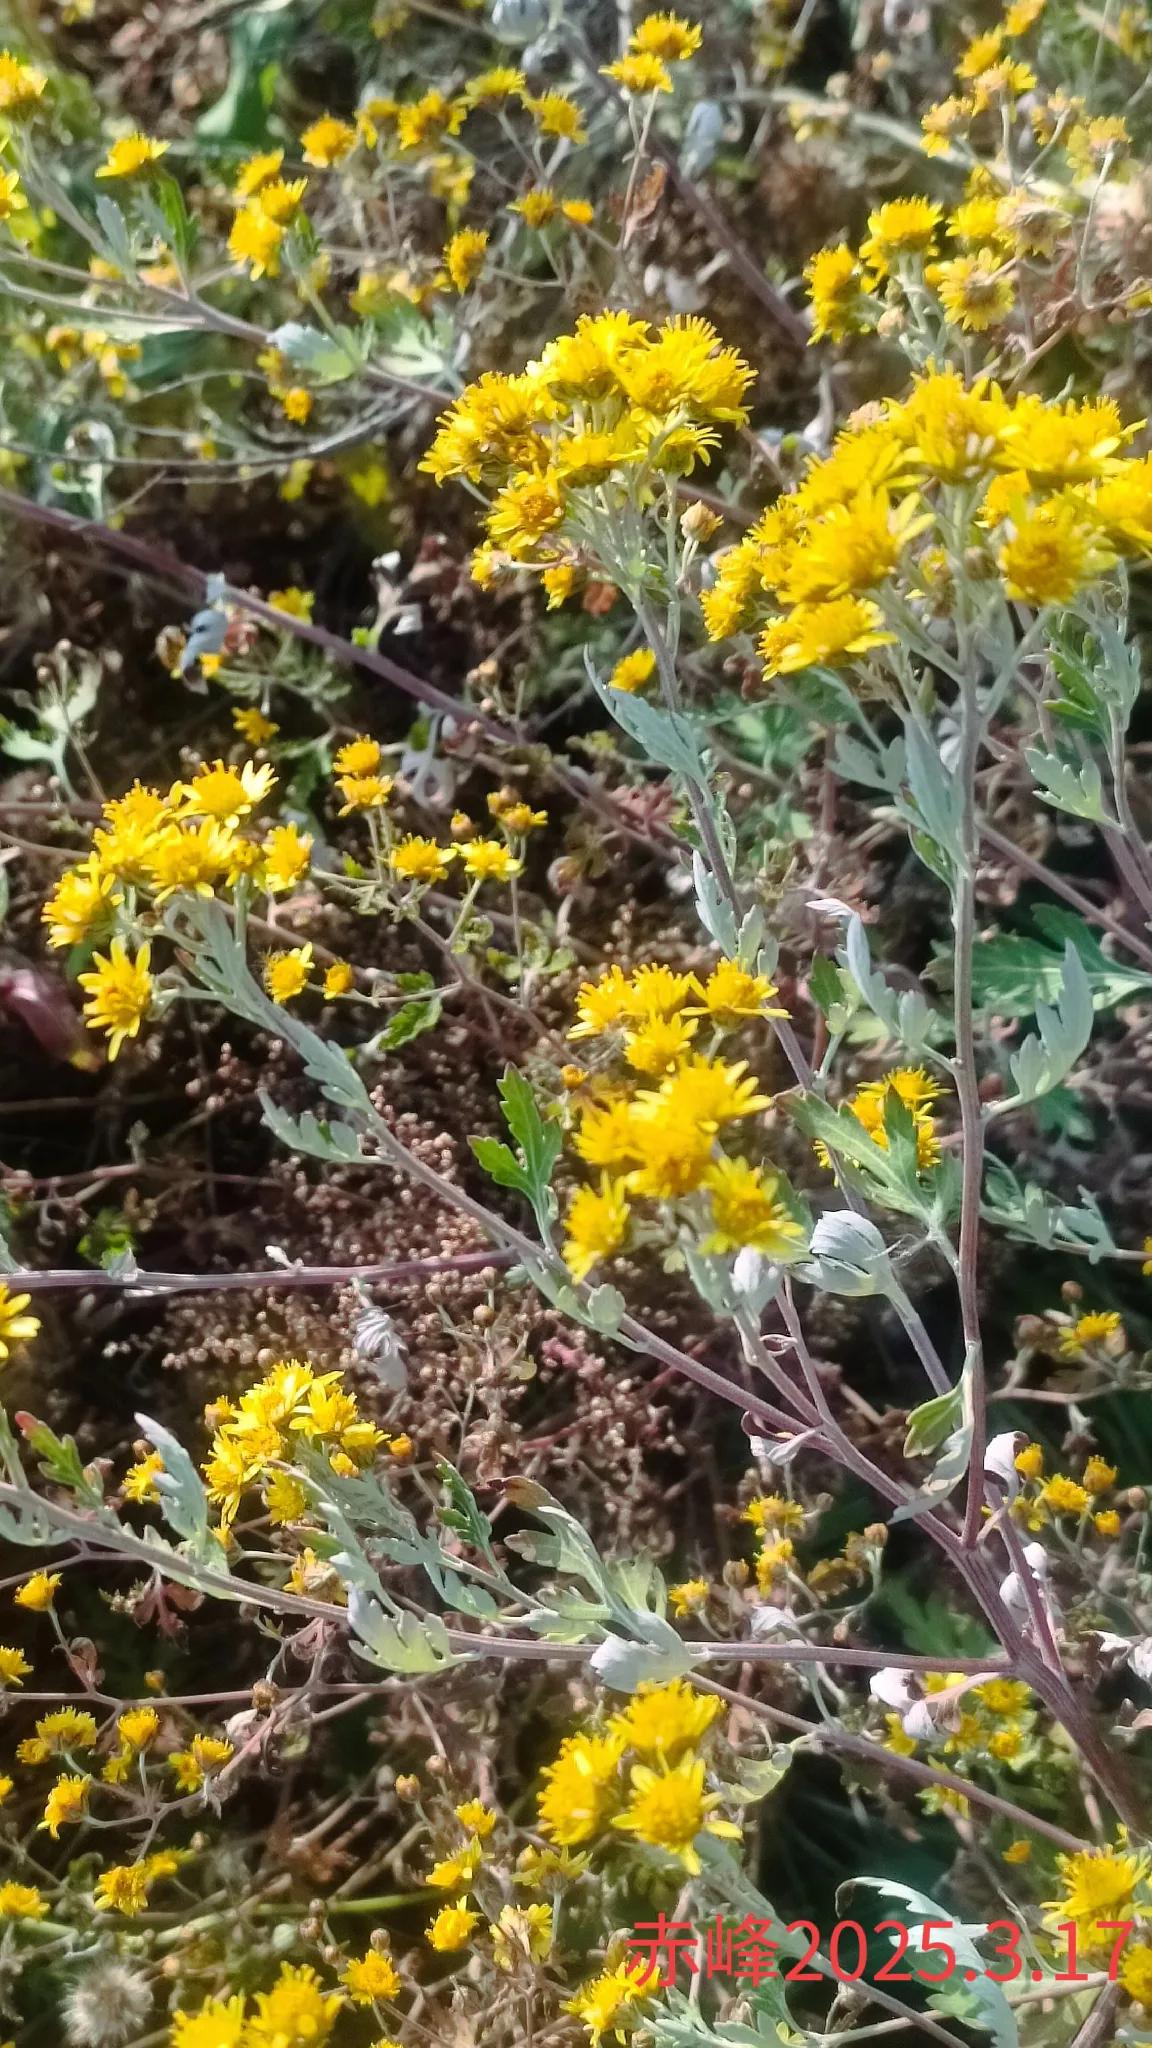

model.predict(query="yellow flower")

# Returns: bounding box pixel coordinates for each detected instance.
[526,90,587,140]
[281,387,313,425]
[602,51,674,93]
[41,1773,91,1836]
[562,197,594,226]
[1014,1441,1044,1479]
[491,1901,553,1969]
[94,1862,155,1915]
[427,1901,480,1951]
[610,648,657,693]
[77,940,153,1059]
[861,197,942,275]
[262,823,312,894]
[609,1680,723,1761]
[444,227,489,292]
[179,758,276,824]
[743,1493,805,1531]
[930,252,1015,331]
[334,736,382,777]
[168,1733,233,1792]
[461,66,526,106]
[631,12,702,59]
[268,586,315,620]
[228,205,283,278]
[565,1966,652,2045]
[702,1157,806,1258]
[563,1176,631,1282]
[1040,1475,1090,1517]
[999,499,1112,605]
[458,839,522,883]
[1083,1456,1117,1493]
[805,243,869,341]
[0,1284,39,1362]
[623,1012,699,1074]
[1095,1509,1122,1538]
[247,1964,342,2046]
[0,1645,31,1687]
[96,133,170,178]
[760,596,894,678]
[338,773,394,813]
[612,1754,741,1874]
[259,177,308,224]
[0,1883,48,1919]
[42,856,120,949]
[0,51,47,112]
[322,961,355,999]
[669,1577,709,1616]
[118,1705,159,1750]
[389,836,452,883]
[122,1449,165,1503]
[264,945,314,1004]
[233,706,279,747]
[538,1730,626,1844]
[1043,1844,1150,1949]
[1059,1310,1124,1356]
[171,1994,246,2048]
[396,89,465,151]
[29,1706,98,1753]
[1003,1838,1032,1864]
[301,115,357,166]
[14,1571,60,1611]
[0,168,28,218]
[233,149,284,199]
[454,1798,497,1837]
[1121,1940,1152,2007]
[687,960,783,1023]
[426,1837,482,1890]
[342,1950,401,2003]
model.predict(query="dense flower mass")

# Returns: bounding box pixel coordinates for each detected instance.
[422,312,754,593]
[700,368,1152,686]
[559,959,806,1281]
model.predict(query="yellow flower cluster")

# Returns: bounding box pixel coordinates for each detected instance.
[200,1357,397,1525]
[1009,1439,1122,1537]
[228,150,309,279]
[702,367,1152,682]
[326,736,531,903]
[172,1963,346,2048]
[537,1680,739,1878]
[818,1066,944,1174]
[42,764,310,1057]
[422,311,754,595]
[561,960,804,1281]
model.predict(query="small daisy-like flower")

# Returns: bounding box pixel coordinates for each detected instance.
[41,1772,91,1836]
[301,115,357,166]
[669,1577,710,1616]
[612,1754,741,1874]
[233,706,279,746]
[323,961,355,998]
[602,51,674,93]
[630,12,702,60]
[0,1284,39,1361]
[268,586,315,620]
[342,1950,401,2003]
[458,839,522,883]
[232,148,284,199]
[1058,1310,1124,1356]
[444,227,489,292]
[264,945,314,1004]
[77,940,154,1060]
[427,1902,480,1951]
[0,1645,32,1687]
[14,1571,60,1611]
[610,648,656,693]
[96,133,170,178]
[334,735,382,777]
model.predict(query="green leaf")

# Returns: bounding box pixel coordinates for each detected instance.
[136,1415,214,1557]
[1023,747,1109,823]
[269,321,366,387]
[469,1135,530,1194]
[1004,941,1094,1107]
[808,954,853,1027]
[195,0,294,145]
